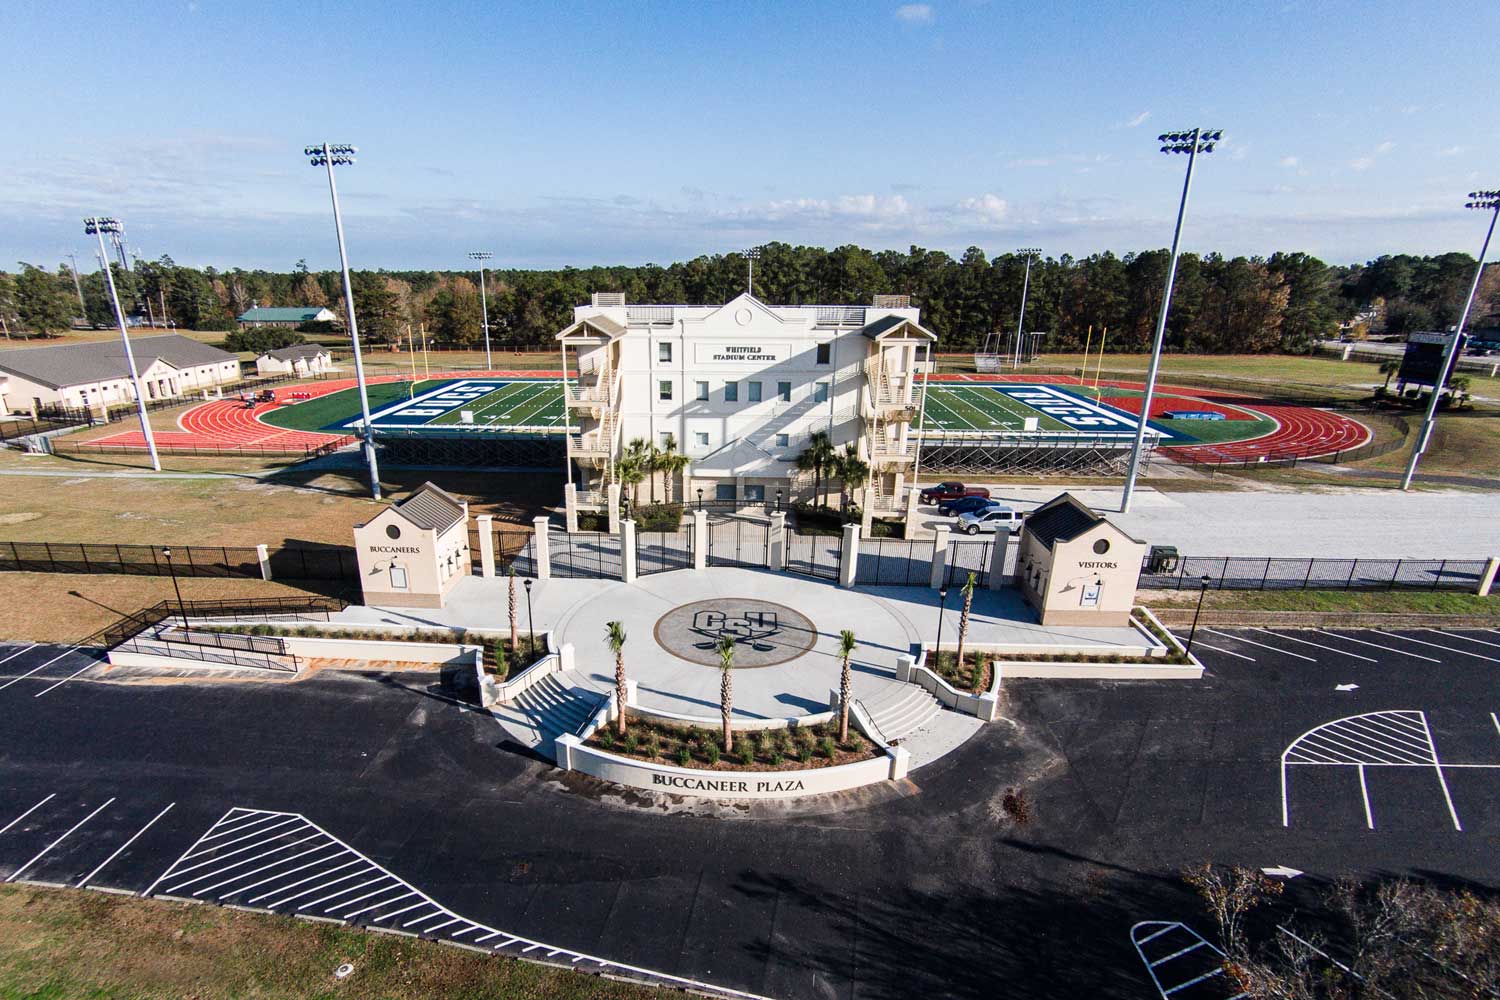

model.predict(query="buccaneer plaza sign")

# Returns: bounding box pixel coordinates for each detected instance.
[991,384,1175,438]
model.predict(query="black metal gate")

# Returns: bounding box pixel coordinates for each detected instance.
[787,530,842,580]
[945,538,992,589]
[707,517,769,568]
[550,531,622,578]
[855,537,928,586]
[636,529,694,575]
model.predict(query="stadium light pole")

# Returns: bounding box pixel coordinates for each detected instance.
[469,251,494,369]
[1012,249,1042,368]
[1400,190,1500,491]
[1120,128,1221,513]
[746,246,761,296]
[305,143,381,500]
[85,216,161,472]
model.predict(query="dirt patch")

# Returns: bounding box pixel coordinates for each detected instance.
[0,512,41,525]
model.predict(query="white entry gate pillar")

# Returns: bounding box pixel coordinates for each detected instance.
[532,515,551,580]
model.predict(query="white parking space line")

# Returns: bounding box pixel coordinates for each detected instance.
[0,643,39,665]
[1492,712,1500,738]
[142,807,237,897]
[7,797,115,882]
[1203,628,1316,662]
[1435,630,1500,650]
[0,793,56,837]
[1420,713,1463,832]
[1251,629,1377,662]
[1358,764,1374,829]
[1315,630,1441,662]
[0,648,83,691]
[77,803,174,888]
[1186,640,1255,662]
[33,657,101,698]
[1366,630,1500,663]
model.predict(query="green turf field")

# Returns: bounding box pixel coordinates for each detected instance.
[920,384,1073,431]
[258,380,441,432]
[259,378,567,433]
[425,381,565,428]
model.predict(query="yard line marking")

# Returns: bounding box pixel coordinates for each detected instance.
[0,643,38,665]
[1419,712,1463,832]
[1203,628,1316,662]
[248,859,364,905]
[165,832,326,893]
[7,797,115,882]
[0,794,56,837]
[78,802,174,888]
[1432,630,1500,651]
[1315,630,1440,662]
[0,648,83,690]
[1358,764,1374,829]
[1251,629,1377,662]
[1367,630,1500,663]
[33,658,101,697]
[1184,640,1255,662]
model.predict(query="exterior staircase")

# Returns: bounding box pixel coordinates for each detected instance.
[493,671,606,759]
[863,684,942,743]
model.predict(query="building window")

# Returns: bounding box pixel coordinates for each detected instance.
[659,432,672,448]
[744,485,765,501]
[658,342,672,363]
[724,382,738,402]
[659,380,673,401]
[778,381,792,402]
[715,484,736,501]
[776,433,789,447]
[696,380,709,401]
[816,343,831,365]
[389,566,408,590]
[695,432,709,447]
[813,382,828,403]
[747,381,762,403]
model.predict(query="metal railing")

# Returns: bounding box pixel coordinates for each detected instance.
[1142,555,1489,592]
[816,306,866,326]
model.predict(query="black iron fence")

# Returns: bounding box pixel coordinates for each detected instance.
[550,531,622,578]
[707,518,770,568]
[1142,555,1489,592]
[945,538,994,589]
[787,530,841,580]
[855,537,929,586]
[265,546,359,581]
[1,410,96,442]
[91,595,345,650]
[637,529,694,575]
[52,437,353,460]
[0,540,360,581]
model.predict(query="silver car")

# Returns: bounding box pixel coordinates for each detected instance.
[957,506,1024,535]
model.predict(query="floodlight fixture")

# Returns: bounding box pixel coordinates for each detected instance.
[1121,127,1224,512]
[84,214,160,471]
[305,141,380,499]
[1402,187,1500,490]
[469,252,495,368]
[745,245,763,295]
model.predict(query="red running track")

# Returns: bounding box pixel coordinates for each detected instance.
[88,370,562,452]
[925,373,1371,460]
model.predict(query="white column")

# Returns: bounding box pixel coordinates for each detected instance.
[692,509,708,570]
[905,484,921,526]
[607,483,622,534]
[839,523,860,589]
[988,529,1010,591]
[1479,556,1500,597]
[929,525,950,590]
[256,543,271,581]
[476,514,495,578]
[860,486,876,538]
[888,745,911,781]
[621,518,637,583]
[768,511,787,571]
[563,482,579,533]
[532,515,551,580]
[559,641,575,673]
[895,653,915,683]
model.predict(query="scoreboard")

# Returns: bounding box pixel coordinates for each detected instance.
[1396,331,1465,387]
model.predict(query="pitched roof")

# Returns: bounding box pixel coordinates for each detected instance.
[1023,493,1107,550]
[858,315,937,341]
[237,307,333,323]
[263,344,330,362]
[391,481,467,532]
[0,334,237,389]
[555,315,626,340]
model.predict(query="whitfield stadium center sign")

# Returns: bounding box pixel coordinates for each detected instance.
[991,384,1173,438]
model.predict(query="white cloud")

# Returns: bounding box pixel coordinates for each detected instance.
[1349,157,1376,172]
[956,193,1008,224]
[894,4,934,24]
[1007,157,1054,168]
[1438,145,1465,157]
[1375,140,1396,155]
[1123,111,1151,128]
[1278,156,1299,168]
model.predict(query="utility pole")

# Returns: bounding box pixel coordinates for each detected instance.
[64,252,86,316]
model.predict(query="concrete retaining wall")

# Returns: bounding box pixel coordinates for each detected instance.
[899,651,1001,721]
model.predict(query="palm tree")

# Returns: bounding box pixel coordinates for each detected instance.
[716,632,736,753]
[954,571,977,690]
[605,620,628,736]
[644,442,663,504]
[1379,358,1400,391]
[507,566,519,651]
[796,431,837,507]
[618,438,649,506]
[656,434,690,504]
[835,443,869,513]
[837,629,857,743]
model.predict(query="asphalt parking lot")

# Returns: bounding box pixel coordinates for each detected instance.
[2,629,1498,999]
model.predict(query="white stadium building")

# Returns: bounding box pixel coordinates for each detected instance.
[558,291,934,508]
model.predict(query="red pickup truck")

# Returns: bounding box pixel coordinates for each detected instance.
[919,481,991,505]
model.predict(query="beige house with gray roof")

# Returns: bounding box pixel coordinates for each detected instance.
[352,482,471,609]
[0,334,241,417]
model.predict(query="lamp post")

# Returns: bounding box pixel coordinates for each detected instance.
[1401,189,1499,490]
[1012,249,1042,368]
[523,578,536,657]
[775,488,783,512]
[745,246,761,296]
[85,217,160,472]
[1185,574,1213,656]
[162,546,188,632]
[1121,128,1221,513]
[935,587,949,663]
[468,251,494,369]
[305,143,381,500]
[697,488,704,510]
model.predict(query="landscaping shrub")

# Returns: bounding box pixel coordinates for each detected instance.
[623,733,638,755]
[797,744,813,764]
[736,742,754,766]
[635,503,683,531]
[819,737,836,760]
[599,730,615,750]
[676,746,692,767]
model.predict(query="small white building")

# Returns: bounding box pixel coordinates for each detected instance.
[1015,493,1148,628]
[352,482,471,609]
[558,292,933,506]
[0,334,241,417]
[255,344,335,378]
[236,306,337,329]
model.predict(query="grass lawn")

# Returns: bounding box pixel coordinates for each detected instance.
[945,352,1410,391]
[1357,413,1500,479]
[0,328,231,351]
[0,883,654,1000]
[1144,588,1499,616]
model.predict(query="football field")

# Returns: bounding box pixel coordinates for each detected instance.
[920,383,1162,438]
[362,378,566,431]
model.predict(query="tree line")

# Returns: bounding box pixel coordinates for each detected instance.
[3,244,1495,354]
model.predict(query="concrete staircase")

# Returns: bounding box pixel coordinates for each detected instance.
[493,672,605,759]
[864,685,941,743]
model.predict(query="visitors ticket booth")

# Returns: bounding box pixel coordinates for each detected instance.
[1015,493,1147,627]
[353,482,471,609]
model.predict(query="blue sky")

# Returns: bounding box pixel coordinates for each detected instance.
[2,0,1496,272]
